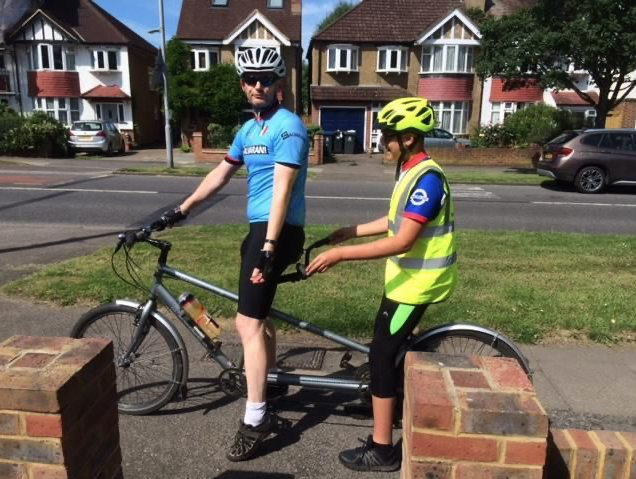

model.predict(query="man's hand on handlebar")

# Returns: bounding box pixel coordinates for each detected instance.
[152,206,189,231]
[305,248,344,276]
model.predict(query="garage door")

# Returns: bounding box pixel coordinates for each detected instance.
[320,107,366,153]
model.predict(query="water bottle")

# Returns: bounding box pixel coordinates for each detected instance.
[178,292,221,340]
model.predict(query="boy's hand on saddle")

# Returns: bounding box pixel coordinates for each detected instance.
[328,226,355,245]
[306,248,343,275]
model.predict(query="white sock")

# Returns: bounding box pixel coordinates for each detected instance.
[244,401,267,427]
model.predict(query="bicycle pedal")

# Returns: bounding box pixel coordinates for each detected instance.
[339,352,354,370]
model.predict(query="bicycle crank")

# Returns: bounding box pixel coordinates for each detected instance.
[218,368,247,398]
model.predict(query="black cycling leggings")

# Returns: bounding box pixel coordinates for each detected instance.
[369,295,428,398]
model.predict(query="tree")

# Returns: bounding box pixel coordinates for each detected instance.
[475,0,636,127]
[315,1,355,33]
[165,38,245,140]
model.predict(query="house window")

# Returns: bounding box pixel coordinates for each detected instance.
[0,54,5,70]
[190,48,220,71]
[212,0,228,5]
[377,46,408,73]
[327,44,359,73]
[34,44,75,71]
[421,45,474,73]
[268,0,283,7]
[490,102,528,124]
[430,101,470,134]
[33,97,80,125]
[93,50,118,71]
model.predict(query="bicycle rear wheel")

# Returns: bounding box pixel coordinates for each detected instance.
[71,303,183,415]
[410,327,531,375]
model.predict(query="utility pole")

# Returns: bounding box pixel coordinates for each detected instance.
[158,0,173,168]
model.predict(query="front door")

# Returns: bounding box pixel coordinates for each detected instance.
[100,104,118,122]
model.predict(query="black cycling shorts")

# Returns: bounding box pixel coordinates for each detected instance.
[237,222,305,320]
[369,295,428,398]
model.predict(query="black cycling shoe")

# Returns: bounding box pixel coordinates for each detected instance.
[338,436,401,472]
[226,412,289,462]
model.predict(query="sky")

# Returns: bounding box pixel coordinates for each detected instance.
[95,0,362,55]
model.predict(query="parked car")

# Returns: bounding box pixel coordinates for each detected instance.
[68,121,123,156]
[425,128,471,148]
[376,128,470,152]
[536,128,636,193]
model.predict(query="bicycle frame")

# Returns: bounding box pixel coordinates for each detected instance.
[126,261,373,396]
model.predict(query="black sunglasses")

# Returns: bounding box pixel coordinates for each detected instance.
[243,75,277,87]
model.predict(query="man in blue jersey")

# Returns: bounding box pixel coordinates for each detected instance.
[158,46,309,462]
[307,97,457,472]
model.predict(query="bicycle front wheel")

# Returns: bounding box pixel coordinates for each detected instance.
[411,327,531,376]
[71,304,183,415]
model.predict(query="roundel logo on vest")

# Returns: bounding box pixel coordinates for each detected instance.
[410,189,429,206]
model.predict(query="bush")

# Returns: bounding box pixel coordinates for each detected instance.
[470,104,577,148]
[0,108,68,157]
[206,123,233,149]
[503,104,575,147]
[180,143,191,153]
[470,123,515,148]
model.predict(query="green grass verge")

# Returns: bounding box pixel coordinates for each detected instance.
[446,170,546,186]
[4,226,635,344]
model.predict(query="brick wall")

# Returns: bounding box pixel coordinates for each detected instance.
[0,336,122,479]
[385,146,541,167]
[545,428,636,478]
[193,131,323,165]
[402,352,548,479]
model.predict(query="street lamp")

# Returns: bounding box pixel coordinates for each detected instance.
[149,0,173,168]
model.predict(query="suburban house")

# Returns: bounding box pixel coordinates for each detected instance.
[0,0,161,146]
[308,0,636,153]
[176,0,303,129]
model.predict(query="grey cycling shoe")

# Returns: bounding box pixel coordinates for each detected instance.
[226,412,290,462]
[338,435,401,472]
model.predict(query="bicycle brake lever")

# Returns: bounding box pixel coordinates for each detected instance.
[124,230,137,248]
[297,263,308,279]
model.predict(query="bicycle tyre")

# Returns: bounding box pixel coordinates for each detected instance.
[410,327,531,376]
[71,303,184,415]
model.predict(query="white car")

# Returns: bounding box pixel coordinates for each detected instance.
[68,121,124,156]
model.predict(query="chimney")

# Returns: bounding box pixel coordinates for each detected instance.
[291,0,301,15]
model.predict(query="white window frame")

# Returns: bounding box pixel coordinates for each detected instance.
[326,44,359,73]
[190,48,220,71]
[212,0,228,5]
[377,46,408,74]
[34,43,74,71]
[430,101,470,135]
[420,44,474,74]
[33,97,80,125]
[490,101,528,125]
[92,49,119,71]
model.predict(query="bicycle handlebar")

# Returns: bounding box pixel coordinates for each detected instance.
[114,224,331,283]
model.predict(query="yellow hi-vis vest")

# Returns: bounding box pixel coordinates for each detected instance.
[385,158,457,305]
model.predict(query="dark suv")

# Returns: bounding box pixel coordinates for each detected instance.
[536,128,636,193]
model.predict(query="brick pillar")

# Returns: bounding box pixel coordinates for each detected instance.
[402,352,548,479]
[192,131,204,163]
[311,134,324,166]
[0,336,122,479]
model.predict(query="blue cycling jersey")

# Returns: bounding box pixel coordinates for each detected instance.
[227,107,309,225]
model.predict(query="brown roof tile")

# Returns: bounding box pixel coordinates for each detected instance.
[312,0,463,44]
[82,84,130,99]
[311,85,410,102]
[552,91,598,106]
[14,0,156,53]
[177,0,301,42]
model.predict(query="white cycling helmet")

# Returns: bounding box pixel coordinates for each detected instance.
[236,47,286,78]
